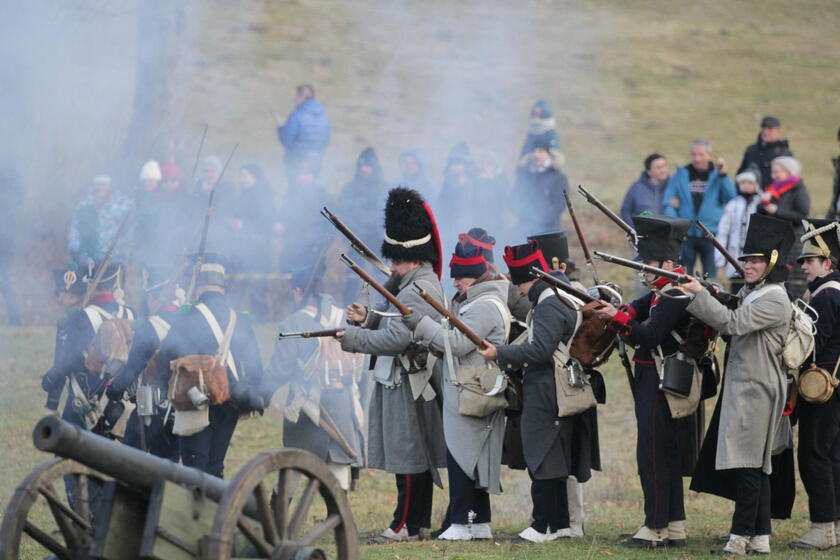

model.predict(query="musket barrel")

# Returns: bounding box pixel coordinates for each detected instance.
[697,220,745,276]
[322,207,391,275]
[577,185,638,246]
[340,254,411,316]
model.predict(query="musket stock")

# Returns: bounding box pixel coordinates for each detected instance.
[340,254,412,316]
[321,207,391,276]
[277,329,341,340]
[412,283,487,349]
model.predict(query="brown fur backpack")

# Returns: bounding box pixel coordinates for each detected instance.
[168,305,237,411]
[83,306,135,376]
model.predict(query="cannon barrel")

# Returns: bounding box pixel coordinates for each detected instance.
[34,415,231,502]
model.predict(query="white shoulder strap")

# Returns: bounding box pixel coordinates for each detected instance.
[527,288,583,363]
[461,295,512,343]
[810,280,840,299]
[195,303,239,380]
[743,283,784,305]
[84,305,112,333]
[148,315,172,342]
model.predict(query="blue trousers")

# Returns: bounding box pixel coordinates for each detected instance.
[680,236,717,279]
[179,403,239,478]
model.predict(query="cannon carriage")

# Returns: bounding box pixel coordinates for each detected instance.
[0,416,358,560]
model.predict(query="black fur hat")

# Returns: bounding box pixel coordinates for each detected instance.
[381,187,442,278]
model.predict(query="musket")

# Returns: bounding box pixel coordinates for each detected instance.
[321,207,391,276]
[187,123,208,192]
[277,329,341,340]
[697,220,745,277]
[529,267,597,306]
[577,185,638,248]
[564,187,600,284]
[340,254,412,316]
[412,283,487,349]
[81,207,133,308]
[593,251,740,307]
[185,143,239,302]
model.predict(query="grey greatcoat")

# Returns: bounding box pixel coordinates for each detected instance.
[495,278,593,480]
[264,300,364,468]
[687,284,791,474]
[413,279,509,495]
[340,263,447,473]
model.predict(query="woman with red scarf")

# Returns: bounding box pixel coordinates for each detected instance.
[757,156,811,297]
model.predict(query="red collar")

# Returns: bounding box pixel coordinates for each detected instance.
[651,265,684,290]
[160,302,178,312]
[90,293,116,303]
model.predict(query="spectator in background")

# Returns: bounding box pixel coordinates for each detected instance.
[195,155,222,194]
[514,138,569,232]
[715,167,762,290]
[737,116,793,189]
[825,126,840,219]
[132,160,164,266]
[663,139,735,279]
[391,147,439,202]
[68,174,132,263]
[138,160,162,194]
[436,141,479,240]
[620,153,670,226]
[0,167,22,325]
[275,84,331,186]
[190,155,236,257]
[157,160,192,265]
[758,156,811,298]
[337,147,387,250]
[474,150,514,244]
[160,160,185,195]
[228,163,278,320]
[520,99,565,170]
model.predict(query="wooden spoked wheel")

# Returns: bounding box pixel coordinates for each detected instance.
[204,449,358,560]
[0,458,108,560]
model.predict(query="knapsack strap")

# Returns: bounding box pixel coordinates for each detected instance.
[195,303,239,381]
[459,295,512,343]
[148,315,172,343]
[84,305,112,332]
[810,280,840,299]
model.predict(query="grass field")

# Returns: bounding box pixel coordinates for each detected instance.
[3,0,840,558]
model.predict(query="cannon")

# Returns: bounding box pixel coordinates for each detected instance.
[0,415,358,560]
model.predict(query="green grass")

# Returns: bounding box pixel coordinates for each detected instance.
[0,325,832,559]
[4,1,840,558]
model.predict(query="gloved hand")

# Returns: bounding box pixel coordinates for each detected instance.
[402,309,421,331]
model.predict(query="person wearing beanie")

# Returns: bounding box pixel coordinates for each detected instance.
[514,138,571,233]
[826,127,840,220]
[681,214,796,555]
[478,231,598,544]
[338,187,446,542]
[105,265,184,461]
[715,165,762,290]
[262,262,365,492]
[405,235,508,541]
[156,253,266,478]
[789,220,840,550]
[520,99,564,167]
[139,160,162,192]
[737,115,794,189]
[160,160,182,193]
[757,155,811,298]
[592,215,703,549]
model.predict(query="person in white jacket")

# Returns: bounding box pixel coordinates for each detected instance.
[715,168,762,290]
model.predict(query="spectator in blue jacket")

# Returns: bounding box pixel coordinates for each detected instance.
[620,153,670,226]
[275,84,331,185]
[663,139,736,279]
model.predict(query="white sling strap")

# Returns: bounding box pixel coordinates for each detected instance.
[195,303,239,381]
[810,280,840,299]
[148,315,172,343]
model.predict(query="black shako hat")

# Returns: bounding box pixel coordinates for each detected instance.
[528,231,569,271]
[53,263,86,297]
[187,252,229,287]
[632,214,690,263]
[381,187,443,278]
[798,219,840,264]
[503,231,568,285]
[82,259,123,291]
[739,214,795,283]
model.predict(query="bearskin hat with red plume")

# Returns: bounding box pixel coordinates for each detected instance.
[381,187,443,278]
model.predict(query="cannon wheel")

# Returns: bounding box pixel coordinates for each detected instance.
[0,458,107,560]
[205,449,358,560]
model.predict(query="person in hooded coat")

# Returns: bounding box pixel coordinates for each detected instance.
[683,214,795,556]
[338,187,447,542]
[408,233,509,541]
[478,231,598,543]
[337,147,388,250]
[391,148,440,203]
[520,99,563,166]
[514,139,569,233]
